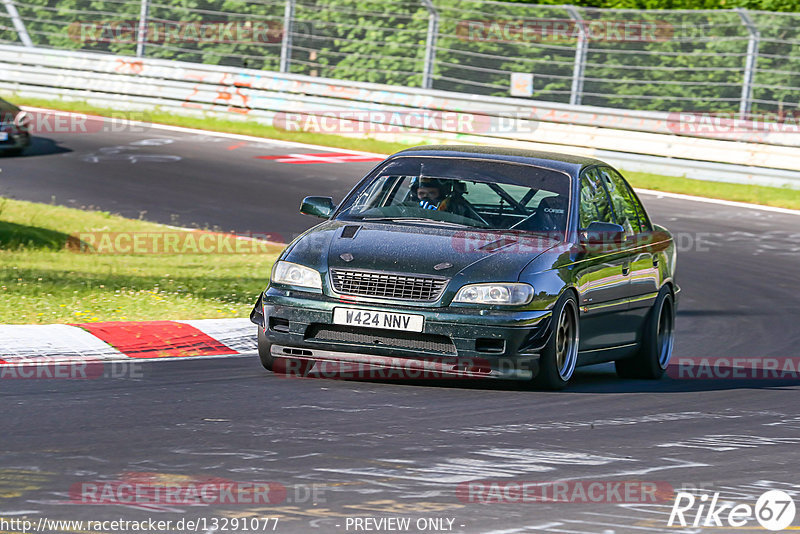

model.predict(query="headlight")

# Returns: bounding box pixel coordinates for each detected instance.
[453,283,533,305]
[271,261,322,290]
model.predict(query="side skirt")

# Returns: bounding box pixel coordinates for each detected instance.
[577,343,638,366]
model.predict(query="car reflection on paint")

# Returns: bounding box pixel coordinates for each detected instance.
[251,145,678,389]
[0,98,31,155]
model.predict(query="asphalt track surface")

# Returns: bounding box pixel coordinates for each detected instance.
[1,113,799,533]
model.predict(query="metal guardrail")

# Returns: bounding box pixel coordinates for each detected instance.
[2,0,800,116]
[1,44,799,188]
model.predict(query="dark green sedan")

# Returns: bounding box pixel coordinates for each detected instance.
[251,145,678,389]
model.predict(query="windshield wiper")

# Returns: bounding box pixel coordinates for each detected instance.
[361,217,472,228]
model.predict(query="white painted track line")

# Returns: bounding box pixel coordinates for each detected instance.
[635,188,800,215]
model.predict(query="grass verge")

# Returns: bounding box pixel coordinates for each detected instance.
[7,94,800,211]
[0,197,280,324]
[625,171,800,211]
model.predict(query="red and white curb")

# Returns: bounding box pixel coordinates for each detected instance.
[0,318,256,364]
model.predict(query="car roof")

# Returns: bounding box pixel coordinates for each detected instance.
[391,145,606,175]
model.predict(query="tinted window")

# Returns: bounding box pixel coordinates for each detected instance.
[602,167,650,232]
[599,167,649,234]
[579,168,615,229]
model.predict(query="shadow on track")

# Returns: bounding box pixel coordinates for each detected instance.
[263,361,800,394]
[1,136,72,158]
[678,309,769,317]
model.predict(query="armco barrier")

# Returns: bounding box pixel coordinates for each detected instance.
[1,44,799,188]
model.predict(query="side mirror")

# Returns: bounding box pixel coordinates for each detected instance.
[300,196,335,219]
[580,221,625,247]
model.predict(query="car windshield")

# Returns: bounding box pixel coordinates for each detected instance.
[335,156,571,235]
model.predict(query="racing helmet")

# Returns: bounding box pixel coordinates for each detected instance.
[411,176,452,198]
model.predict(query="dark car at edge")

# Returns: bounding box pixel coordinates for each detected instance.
[0,98,31,155]
[251,145,678,389]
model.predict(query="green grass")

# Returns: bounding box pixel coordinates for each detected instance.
[6,94,799,211]
[0,197,280,324]
[625,171,800,211]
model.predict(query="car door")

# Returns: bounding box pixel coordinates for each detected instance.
[574,168,635,352]
[598,167,660,322]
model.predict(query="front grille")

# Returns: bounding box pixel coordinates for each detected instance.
[307,324,456,354]
[331,269,448,301]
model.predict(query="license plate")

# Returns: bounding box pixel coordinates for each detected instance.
[0,132,7,141]
[333,307,424,332]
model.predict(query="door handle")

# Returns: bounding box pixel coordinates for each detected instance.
[622,264,630,276]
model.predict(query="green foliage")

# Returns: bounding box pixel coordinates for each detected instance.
[288,0,428,85]
[3,0,799,113]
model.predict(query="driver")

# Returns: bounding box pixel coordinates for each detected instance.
[413,177,470,217]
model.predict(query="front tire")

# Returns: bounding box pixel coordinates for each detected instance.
[257,327,274,371]
[615,287,675,379]
[533,293,579,390]
[257,327,312,376]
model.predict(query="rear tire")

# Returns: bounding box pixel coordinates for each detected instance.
[533,293,579,390]
[615,287,675,379]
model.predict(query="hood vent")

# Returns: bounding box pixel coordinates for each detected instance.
[341,225,361,239]
[479,237,517,252]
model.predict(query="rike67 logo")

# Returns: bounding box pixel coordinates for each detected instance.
[668,489,796,531]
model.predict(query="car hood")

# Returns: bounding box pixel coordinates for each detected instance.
[284,220,560,294]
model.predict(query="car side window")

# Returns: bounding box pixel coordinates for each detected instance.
[602,167,651,232]
[579,169,615,229]
[351,175,401,212]
[599,167,649,234]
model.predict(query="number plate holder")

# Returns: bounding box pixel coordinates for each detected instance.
[332,307,424,332]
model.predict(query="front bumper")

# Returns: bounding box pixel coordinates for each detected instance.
[254,289,552,381]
